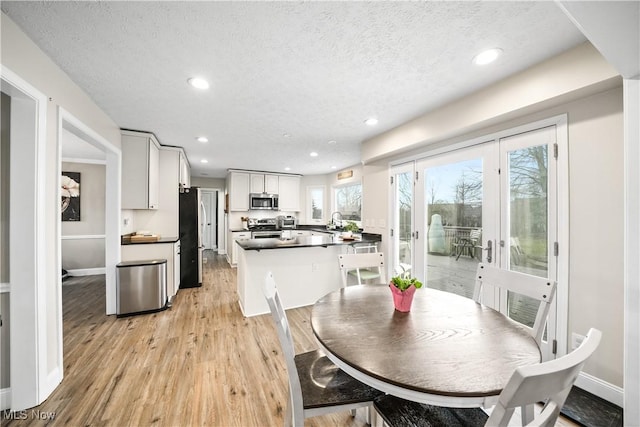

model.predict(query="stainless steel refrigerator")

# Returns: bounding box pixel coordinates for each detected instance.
[179,187,204,288]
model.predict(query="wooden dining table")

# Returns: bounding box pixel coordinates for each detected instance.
[310,285,541,408]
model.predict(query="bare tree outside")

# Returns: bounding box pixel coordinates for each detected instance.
[336,183,362,221]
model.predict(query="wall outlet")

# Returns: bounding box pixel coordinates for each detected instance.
[571,332,586,350]
[311,263,319,272]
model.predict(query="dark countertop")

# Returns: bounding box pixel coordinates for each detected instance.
[235,232,381,251]
[121,235,180,245]
[229,225,351,233]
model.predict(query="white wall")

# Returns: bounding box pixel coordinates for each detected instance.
[1,12,121,407]
[361,50,625,391]
[61,162,106,271]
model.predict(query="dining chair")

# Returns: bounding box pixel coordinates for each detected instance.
[338,252,386,287]
[373,328,602,427]
[473,263,556,346]
[262,272,383,427]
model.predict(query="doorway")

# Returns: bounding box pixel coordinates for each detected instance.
[390,117,566,361]
[201,189,218,251]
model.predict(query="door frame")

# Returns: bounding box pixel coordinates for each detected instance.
[2,65,53,410]
[200,187,224,253]
[389,114,569,357]
[57,108,121,315]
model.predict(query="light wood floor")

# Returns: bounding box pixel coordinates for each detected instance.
[3,251,578,426]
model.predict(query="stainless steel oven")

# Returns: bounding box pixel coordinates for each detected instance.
[251,230,282,239]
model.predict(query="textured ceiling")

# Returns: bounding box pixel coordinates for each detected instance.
[2,1,587,178]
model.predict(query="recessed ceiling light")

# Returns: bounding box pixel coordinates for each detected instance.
[364,117,378,126]
[328,140,337,144]
[284,167,291,171]
[472,48,503,65]
[283,133,291,138]
[188,77,210,90]
[310,152,319,157]
[196,136,208,143]
[200,159,208,163]
[331,166,337,169]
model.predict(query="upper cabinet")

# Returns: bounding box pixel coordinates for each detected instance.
[278,175,301,212]
[228,171,250,211]
[250,173,279,194]
[121,130,160,209]
[179,152,191,189]
[228,170,301,212]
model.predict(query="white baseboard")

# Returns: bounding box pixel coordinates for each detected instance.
[66,267,105,277]
[0,282,9,293]
[574,371,624,407]
[42,367,62,403]
[0,387,10,410]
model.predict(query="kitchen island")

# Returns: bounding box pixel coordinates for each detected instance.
[236,232,381,317]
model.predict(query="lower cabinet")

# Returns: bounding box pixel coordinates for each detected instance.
[121,241,181,300]
[228,231,251,266]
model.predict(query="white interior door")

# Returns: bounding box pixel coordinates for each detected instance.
[201,190,217,250]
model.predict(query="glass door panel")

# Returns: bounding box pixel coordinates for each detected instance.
[417,144,497,299]
[391,163,415,277]
[500,126,557,355]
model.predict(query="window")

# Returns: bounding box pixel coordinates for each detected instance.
[335,182,362,221]
[307,186,325,223]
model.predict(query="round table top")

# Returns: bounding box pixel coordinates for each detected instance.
[311,285,540,401]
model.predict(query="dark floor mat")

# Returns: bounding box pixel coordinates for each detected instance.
[561,387,623,427]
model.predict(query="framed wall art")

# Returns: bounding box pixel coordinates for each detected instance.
[61,171,80,221]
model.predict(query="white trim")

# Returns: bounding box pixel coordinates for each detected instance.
[61,234,105,240]
[555,115,570,361]
[42,367,62,405]
[0,282,9,293]
[58,108,121,316]
[623,77,640,425]
[2,64,49,410]
[574,371,624,408]
[66,267,106,277]
[61,157,106,165]
[0,388,10,411]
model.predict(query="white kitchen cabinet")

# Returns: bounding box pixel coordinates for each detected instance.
[228,171,250,211]
[278,175,301,212]
[229,231,251,266]
[174,241,181,297]
[121,130,160,209]
[250,173,279,194]
[179,152,190,189]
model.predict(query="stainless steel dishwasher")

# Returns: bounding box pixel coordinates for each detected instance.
[116,259,168,316]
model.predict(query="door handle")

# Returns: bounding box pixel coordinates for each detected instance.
[485,240,493,263]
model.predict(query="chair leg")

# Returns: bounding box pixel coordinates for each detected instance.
[521,403,534,425]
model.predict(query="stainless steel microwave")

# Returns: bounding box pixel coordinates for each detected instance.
[249,193,279,210]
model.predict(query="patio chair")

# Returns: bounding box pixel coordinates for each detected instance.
[373,328,602,427]
[338,252,386,287]
[453,229,482,260]
[262,272,383,427]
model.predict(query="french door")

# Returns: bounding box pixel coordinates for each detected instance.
[391,125,559,360]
